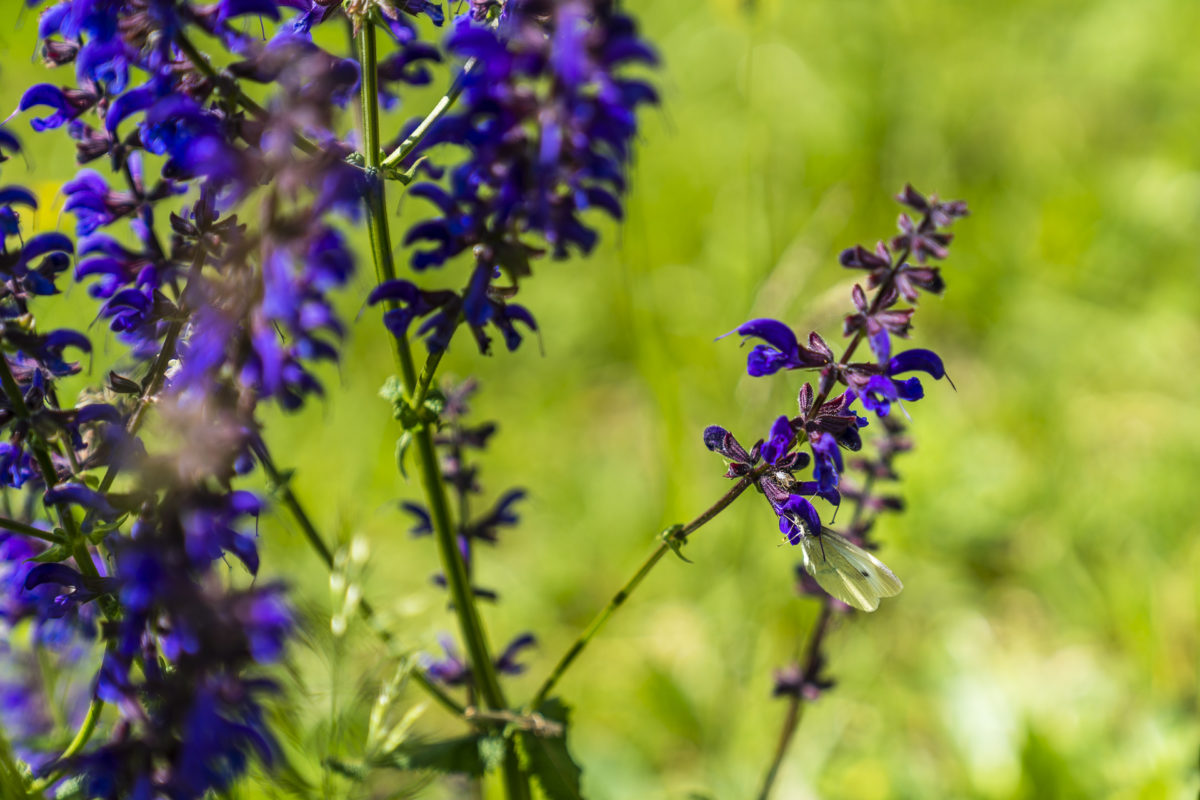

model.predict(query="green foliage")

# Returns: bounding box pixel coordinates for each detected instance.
[368,734,507,777]
[1,0,1198,797]
[517,700,584,800]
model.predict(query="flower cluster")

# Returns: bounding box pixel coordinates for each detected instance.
[708,186,966,549]
[399,379,536,686]
[377,0,658,355]
[0,0,444,792]
[774,405,914,704]
[0,0,665,793]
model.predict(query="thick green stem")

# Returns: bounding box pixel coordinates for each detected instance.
[530,468,765,707]
[355,23,526,796]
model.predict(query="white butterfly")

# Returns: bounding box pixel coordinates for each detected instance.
[798,526,903,612]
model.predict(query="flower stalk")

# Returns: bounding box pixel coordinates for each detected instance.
[355,19,527,798]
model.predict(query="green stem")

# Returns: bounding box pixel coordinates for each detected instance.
[380,58,476,170]
[0,515,62,544]
[356,23,526,797]
[27,694,105,795]
[529,467,765,708]
[252,440,465,718]
[412,347,447,411]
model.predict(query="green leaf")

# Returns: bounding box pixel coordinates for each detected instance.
[381,156,427,186]
[29,542,73,563]
[85,515,128,544]
[372,734,502,777]
[51,775,88,800]
[394,431,414,479]
[660,524,693,564]
[518,699,583,800]
[379,375,407,406]
[421,388,446,417]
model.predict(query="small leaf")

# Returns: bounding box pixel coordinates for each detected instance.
[422,388,446,417]
[395,431,414,478]
[518,699,583,800]
[378,375,407,405]
[85,515,128,544]
[29,543,73,563]
[660,524,692,564]
[51,774,88,800]
[382,155,427,186]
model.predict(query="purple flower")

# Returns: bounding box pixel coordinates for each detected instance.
[727,319,833,377]
[422,632,538,687]
[19,83,98,131]
[848,349,947,417]
[777,495,822,546]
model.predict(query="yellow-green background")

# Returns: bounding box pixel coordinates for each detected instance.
[1,0,1197,797]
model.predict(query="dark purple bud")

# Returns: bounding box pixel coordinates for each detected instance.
[400,501,433,536]
[895,184,928,212]
[703,425,751,464]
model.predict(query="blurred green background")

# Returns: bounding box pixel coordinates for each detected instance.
[2,0,1199,797]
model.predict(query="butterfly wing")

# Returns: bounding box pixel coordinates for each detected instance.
[799,528,903,612]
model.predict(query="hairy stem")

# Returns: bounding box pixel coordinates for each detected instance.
[530,467,766,707]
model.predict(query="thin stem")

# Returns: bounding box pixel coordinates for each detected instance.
[530,468,765,708]
[412,347,447,411]
[357,24,525,796]
[0,515,62,544]
[253,440,465,718]
[380,59,476,169]
[174,31,319,157]
[27,694,105,795]
[530,240,922,709]
[756,600,834,800]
